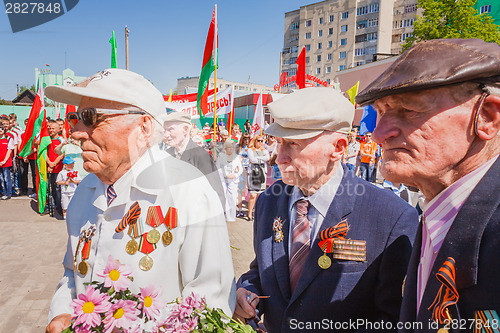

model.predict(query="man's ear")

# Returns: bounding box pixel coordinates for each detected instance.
[331,135,348,161]
[140,115,154,140]
[476,94,500,141]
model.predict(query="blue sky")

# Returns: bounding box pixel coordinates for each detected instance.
[0,0,312,100]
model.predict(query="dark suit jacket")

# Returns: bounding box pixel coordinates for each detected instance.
[166,139,225,207]
[238,166,419,333]
[400,157,500,333]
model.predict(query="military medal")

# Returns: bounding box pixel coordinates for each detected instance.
[318,252,332,269]
[126,239,139,255]
[162,207,178,246]
[273,217,284,243]
[317,220,349,268]
[139,255,154,271]
[146,206,164,245]
[76,225,96,276]
[138,233,157,271]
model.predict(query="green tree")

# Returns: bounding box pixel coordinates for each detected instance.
[403,0,500,51]
[19,84,36,93]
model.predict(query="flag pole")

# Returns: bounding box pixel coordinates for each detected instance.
[212,4,218,141]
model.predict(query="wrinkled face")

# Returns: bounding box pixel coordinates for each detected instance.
[220,134,229,142]
[372,86,478,187]
[276,133,337,187]
[163,122,189,148]
[224,145,235,155]
[47,122,60,138]
[71,97,142,178]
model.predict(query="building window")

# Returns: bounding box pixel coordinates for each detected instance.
[480,5,491,14]
[367,32,377,40]
[339,65,346,71]
[357,20,367,29]
[291,46,299,53]
[319,30,323,37]
[330,15,334,22]
[369,3,379,13]
[402,32,413,41]
[316,68,321,74]
[357,6,368,15]
[367,18,378,27]
[306,57,310,64]
[306,20,312,27]
[355,48,366,56]
[305,44,311,51]
[319,17,324,24]
[318,42,322,49]
[342,11,349,19]
[326,66,331,73]
[357,3,379,15]
[340,38,347,46]
[329,27,333,35]
[328,41,333,48]
[341,25,348,32]
[291,22,299,30]
[327,53,332,60]
[405,4,417,13]
[305,32,311,39]
[340,51,347,59]
[317,55,322,62]
[367,46,377,55]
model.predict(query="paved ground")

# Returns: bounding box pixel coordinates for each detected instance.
[0,195,255,332]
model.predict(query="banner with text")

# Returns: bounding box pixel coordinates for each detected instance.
[165,86,234,119]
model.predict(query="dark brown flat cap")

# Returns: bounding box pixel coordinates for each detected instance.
[356,38,500,106]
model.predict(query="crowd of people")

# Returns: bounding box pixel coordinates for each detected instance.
[0,38,495,333]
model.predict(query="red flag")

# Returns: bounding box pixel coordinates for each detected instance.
[197,5,218,117]
[226,106,235,134]
[63,105,75,139]
[19,87,44,157]
[296,47,306,89]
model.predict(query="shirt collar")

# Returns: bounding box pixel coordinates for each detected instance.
[290,164,344,217]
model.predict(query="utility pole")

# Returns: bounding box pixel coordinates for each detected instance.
[125,26,130,70]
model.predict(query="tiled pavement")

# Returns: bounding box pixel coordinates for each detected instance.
[0,196,255,332]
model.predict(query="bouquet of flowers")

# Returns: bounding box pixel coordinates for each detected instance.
[62,255,256,333]
[67,171,79,179]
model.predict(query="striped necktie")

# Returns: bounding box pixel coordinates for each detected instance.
[289,199,311,292]
[106,185,117,206]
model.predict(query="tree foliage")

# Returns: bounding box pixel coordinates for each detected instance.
[403,0,500,51]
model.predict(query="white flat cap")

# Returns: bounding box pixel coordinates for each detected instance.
[163,111,191,124]
[265,87,354,139]
[45,69,166,120]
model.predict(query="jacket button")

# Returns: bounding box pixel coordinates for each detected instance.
[104,215,111,221]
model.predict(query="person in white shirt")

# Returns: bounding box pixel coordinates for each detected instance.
[216,141,243,222]
[56,156,81,218]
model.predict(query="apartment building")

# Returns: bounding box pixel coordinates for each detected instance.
[281,0,417,87]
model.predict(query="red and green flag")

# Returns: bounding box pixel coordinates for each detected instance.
[110,30,118,68]
[36,110,51,214]
[197,5,218,118]
[19,86,44,158]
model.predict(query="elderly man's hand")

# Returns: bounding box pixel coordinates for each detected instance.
[45,313,71,333]
[233,287,260,323]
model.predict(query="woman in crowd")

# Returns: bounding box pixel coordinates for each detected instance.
[246,134,270,221]
[236,133,251,218]
[216,141,243,222]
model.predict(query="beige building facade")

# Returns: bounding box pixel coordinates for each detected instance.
[281,0,419,88]
[176,76,275,95]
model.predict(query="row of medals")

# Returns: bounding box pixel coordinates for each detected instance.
[126,227,173,271]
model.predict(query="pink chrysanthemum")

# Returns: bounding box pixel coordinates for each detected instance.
[184,292,206,311]
[103,299,140,333]
[71,285,111,331]
[97,255,133,291]
[139,284,164,320]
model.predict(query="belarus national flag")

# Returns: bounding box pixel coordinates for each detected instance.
[197,5,218,118]
[36,110,51,214]
[19,87,45,158]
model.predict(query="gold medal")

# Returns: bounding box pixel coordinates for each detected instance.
[162,229,173,246]
[139,255,154,271]
[78,261,89,275]
[147,229,160,244]
[318,253,332,269]
[126,239,138,255]
[437,328,449,333]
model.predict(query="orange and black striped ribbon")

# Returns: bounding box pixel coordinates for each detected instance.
[164,207,178,229]
[146,206,164,228]
[115,201,141,233]
[428,257,459,324]
[138,233,157,254]
[318,220,349,253]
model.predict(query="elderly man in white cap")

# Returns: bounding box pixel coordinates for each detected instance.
[234,87,418,332]
[44,69,235,333]
[163,111,225,208]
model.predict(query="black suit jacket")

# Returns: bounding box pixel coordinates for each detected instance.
[166,139,225,207]
[400,157,500,332]
[238,166,419,332]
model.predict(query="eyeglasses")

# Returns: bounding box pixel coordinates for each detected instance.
[66,107,145,128]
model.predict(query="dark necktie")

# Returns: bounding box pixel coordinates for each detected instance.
[289,199,311,292]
